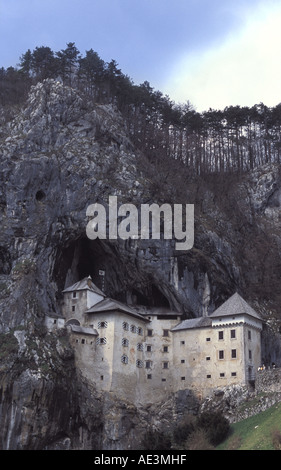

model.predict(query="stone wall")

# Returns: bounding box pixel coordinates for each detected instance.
[255,367,281,393]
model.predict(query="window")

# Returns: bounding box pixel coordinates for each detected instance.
[122,321,129,331]
[145,361,152,369]
[206,337,211,342]
[72,292,77,299]
[97,337,107,345]
[163,329,169,337]
[100,375,104,380]
[220,373,225,378]
[231,349,237,359]
[137,327,143,336]
[249,350,252,360]
[162,378,166,382]
[121,355,128,364]
[206,356,211,361]
[147,329,153,337]
[181,341,185,345]
[231,329,236,339]
[218,331,224,340]
[231,372,237,377]
[219,350,224,360]
[248,330,252,340]
[147,374,152,379]
[146,345,152,352]
[137,343,143,351]
[181,377,186,381]
[130,324,137,333]
[163,362,169,369]
[81,339,86,344]
[163,346,169,353]
[136,359,143,368]
[207,374,211,379]
[122,338,129,347]
[181,359,185,364]
[98,321,108,329]
[72,305,75,312]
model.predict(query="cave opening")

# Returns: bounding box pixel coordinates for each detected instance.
[52,236,171,309]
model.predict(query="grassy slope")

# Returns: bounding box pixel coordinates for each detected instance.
[217,402,281,450]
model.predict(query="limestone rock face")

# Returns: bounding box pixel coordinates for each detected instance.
[1,79,281,449]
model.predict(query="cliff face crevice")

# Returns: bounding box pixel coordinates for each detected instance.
[1,79,281,449]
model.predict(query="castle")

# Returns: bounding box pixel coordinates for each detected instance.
[45,276,263,403]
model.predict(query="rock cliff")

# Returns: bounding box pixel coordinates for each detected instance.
[1,79,281,449]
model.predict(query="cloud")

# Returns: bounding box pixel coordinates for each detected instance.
[163,2,281,111]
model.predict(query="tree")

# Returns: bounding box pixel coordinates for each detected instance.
[78,49,105,98]
[30,46,57,80]
[56,42,80,85]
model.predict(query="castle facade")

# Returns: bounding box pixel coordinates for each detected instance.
[46,276,263,403]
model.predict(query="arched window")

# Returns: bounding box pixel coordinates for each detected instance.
[137,343,143,351]
[122,321,129,331]
[122,338,129,347]
[98,321,108,329]
[121,355,128,364]
[96,337,107,345]
[136,359,143,368]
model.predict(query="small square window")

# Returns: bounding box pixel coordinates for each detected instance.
[181,359,185,364]
[162,378,166,382]
[206,337,211,342]
[207,374,211,379]
[163,362,169,369]
[147,374,152,379]
[220,373,225,378]
[206,356,211,361]
[146,345,152,352]
[100,375,104,380]
[181,377,186,381]
[231,372,237,377]
[163,330,169,337]
[163,346,169,352]
[147,329,153,337]
[181,341,185,345]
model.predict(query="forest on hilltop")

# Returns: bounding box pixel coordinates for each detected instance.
[1,41,281,174]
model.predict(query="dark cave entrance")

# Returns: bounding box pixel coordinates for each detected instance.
[53,236,171,309]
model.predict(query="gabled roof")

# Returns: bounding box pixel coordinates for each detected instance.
[171,316,212,332]
[86,298,150,322]
[69,325,98,335]
[62,275,105,297]
[209,292,262,321]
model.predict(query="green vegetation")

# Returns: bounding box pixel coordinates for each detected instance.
[2,42,281,175]
[217,402,281,450]
[141,411,230,450]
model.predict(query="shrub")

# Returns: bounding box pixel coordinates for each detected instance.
[186,428,215,450]
[141,427,172,450]
[197,411,230,446]
[173,414,196,445]
[271,429,281,450]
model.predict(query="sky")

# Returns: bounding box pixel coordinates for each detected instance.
[1,0,281,112]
